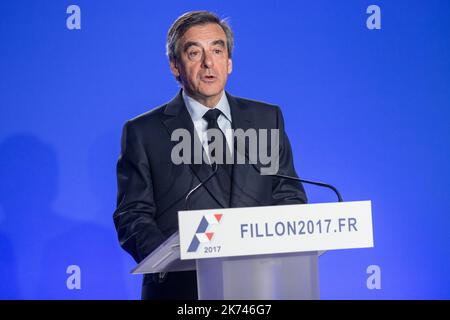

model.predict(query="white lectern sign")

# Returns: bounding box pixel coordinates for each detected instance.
[178,201,373,260]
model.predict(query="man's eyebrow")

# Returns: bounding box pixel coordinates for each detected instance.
[183,40,226,52]
[211,39,225,47]
[183,41,201,52]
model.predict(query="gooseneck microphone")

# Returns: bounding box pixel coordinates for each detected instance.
[241,147,343,202]
[185,162,220,210]
[267,171,343,202]
[184,141,343,210]
[158,162,219,284]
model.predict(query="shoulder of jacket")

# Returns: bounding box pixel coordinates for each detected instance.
[124,103,167,129]
[233,95,280,111]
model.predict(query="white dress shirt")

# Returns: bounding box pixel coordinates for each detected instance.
[182,90,233,158]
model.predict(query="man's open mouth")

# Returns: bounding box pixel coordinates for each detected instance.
[202,75,216,82]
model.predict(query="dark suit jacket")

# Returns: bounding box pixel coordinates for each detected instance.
[113,90,307,299]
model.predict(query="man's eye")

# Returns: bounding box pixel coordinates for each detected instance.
[213,49,223,54]
[188,51,200,58]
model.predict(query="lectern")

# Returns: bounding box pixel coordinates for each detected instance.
[132,201,373,300]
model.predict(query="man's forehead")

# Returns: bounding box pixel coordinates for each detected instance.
[181,23,227,44]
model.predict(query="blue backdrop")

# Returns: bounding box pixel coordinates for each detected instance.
[1,0,449,299]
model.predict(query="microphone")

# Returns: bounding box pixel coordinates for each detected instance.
[239,149,341,258]
[185,162,221,210]
[239,147,343,202]
[269,172,343,203]
[157,162,219,284]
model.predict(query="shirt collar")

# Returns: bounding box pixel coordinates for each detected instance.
[182,89,232,123]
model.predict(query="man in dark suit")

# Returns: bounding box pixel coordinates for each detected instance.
[113,11,307,300]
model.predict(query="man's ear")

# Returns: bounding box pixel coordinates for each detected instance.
[227,58,233,75]
[169,58,180,78]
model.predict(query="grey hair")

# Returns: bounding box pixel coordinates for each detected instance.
[166,11,234,63]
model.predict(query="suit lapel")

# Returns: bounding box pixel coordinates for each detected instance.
[227,92,254,207]
[161,90,228,209]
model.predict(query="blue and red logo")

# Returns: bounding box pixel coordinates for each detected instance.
[187,213,223,252]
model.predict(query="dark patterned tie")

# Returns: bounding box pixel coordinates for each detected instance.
[203,109,232,205]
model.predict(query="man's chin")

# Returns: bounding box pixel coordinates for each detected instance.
[198,86,225,98]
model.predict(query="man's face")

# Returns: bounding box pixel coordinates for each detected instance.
[170,23,232,106]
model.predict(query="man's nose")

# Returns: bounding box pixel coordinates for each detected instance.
[202,51,214,68]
